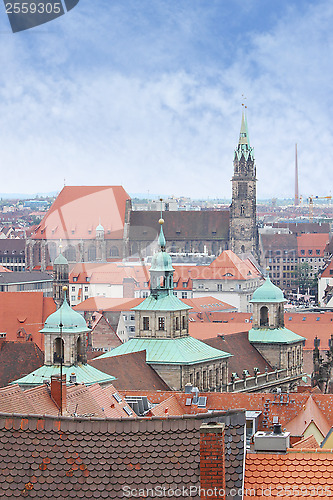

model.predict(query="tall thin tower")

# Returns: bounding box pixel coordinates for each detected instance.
[295,143,299,206]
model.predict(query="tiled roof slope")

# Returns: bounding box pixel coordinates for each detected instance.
[0,292,56,349]
[292,434,319,449]
[32,186,130,240]
[244,450,333,499]
[129,210,230,241]
[189,310,333,350]
[0,341,44,387]
[0,410,245,500]
[296,232,329,257]
[89,350,171,391]
[204,333,274,381]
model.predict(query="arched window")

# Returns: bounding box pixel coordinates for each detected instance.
[87,245,96,261]
[54,337,64,364]
[64,245,76,262]
[77,337,84,363]
[260,306,269,327]
[130,243,138,256]
[240,245,245,253]
[240,205,245,216]
[111,246,120,257]
[47,242,57,264]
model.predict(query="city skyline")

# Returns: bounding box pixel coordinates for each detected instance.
[0,0,331,198]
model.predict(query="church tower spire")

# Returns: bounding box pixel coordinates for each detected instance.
[229,110,259,260]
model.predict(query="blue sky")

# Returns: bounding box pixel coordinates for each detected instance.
[0,0,331,198]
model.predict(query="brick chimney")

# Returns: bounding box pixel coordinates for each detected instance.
[50,375,66,414]
[200,422,226,500]
[123,277,135,298]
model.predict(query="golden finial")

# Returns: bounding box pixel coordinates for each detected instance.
[62,286,68,292]
[158,218,164,225]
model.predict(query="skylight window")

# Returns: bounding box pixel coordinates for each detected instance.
[123,406,133,416]
[112,392,122,403]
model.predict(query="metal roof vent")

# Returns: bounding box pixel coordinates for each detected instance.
[254,430,290,452]
[191,387,199,404]
[185,383,193,394]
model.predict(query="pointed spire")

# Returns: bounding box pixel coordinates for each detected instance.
[239,109,250,147]
[158,219,166,250]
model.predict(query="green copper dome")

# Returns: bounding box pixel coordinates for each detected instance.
[96,223,104,231]
[250,276,285,303]
[54,253,68,265]
[150,223,174,272]
[150,251,174,272]
[40,298,89,334]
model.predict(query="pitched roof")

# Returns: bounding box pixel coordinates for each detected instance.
[188,310,333,350]
[286,395,331,438]
[0,341,44,387]
[248,327,305,344]
[96,336,231,365]
[129,210,230,241]
[0,292,56,349]
[89,351,170,391]
[0,409,245,499]
[204,333,274,381]
[0,271,52,284]
[292,434,319,449]
[297,232,329,257]
[12,363,116,388]
[244,450,333,499]
[32,186,130,240]
[73,296,144,312]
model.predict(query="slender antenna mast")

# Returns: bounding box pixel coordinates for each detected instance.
[295,144,299,206]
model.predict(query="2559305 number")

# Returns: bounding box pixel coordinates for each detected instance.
[5,3,62,14]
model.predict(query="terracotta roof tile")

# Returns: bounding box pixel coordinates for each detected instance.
[89,351,170,391]
[0,292,56,349]
[245,450,333,499]
[32,186,130,240]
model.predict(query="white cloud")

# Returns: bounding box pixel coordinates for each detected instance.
[0,0,332,199]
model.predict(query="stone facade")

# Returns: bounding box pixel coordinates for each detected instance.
[229,113,259,261]
[150,359,229,392]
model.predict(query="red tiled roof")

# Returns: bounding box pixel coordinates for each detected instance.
[89,351,171,391]
[151,394,188,417]
[183,296,236,314]
[286,395,331,438]
[70,261,150,287]
[0,265,12,273]
[189,315,251,338]
[244,450,333,499]
[297,232,329,257]
[292,434,319,449]
[204,333,274,381]
[32,186,130,240]
[74,296,144,312]
[0,293,56,350]
[0,341,44,387]
[173,251,262,282]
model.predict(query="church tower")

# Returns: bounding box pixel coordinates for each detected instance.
[229,111,259,260]
[53,252,69,308]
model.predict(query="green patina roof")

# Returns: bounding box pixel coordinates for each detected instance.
[11,363,115,388]
[250,276,286,303]
[150,251,174,272]
[53,253,68,265]
[132,291,191,311]
[249,327,305,345]
[40,298,89,334]
[235,111,254,161]
[96,336,231,365]
[96,223,104,231]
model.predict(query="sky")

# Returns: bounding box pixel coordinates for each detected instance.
[0,0,332,199]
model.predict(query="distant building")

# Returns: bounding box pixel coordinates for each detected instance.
[0,239,25,271]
